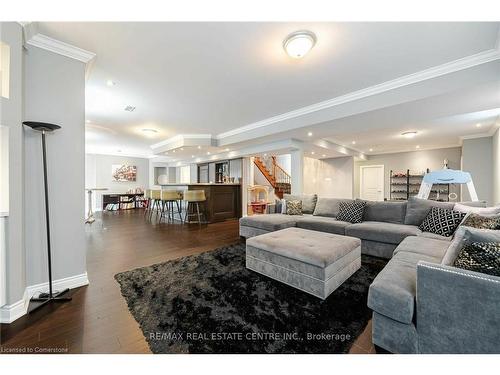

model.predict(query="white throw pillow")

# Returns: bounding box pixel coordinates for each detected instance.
[280,199,287,214]
[454,203,500,216]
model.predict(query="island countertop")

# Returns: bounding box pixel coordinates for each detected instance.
[160,183,241,186]
[160,183,241,223]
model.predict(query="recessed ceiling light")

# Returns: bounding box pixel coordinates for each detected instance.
[307,132,313,137]
[106,80,115,87]
[369,148,373,152]
[225,148,230,152]
[402,131,418,138]
[197,146,201,149]
[172,150,176,153]
[476,123,482,128]
[141,128,157,134]
[263,153,267,157]
[311,151,315,155]
[85,120,91,124]
[322,154,326,157]
[416,145,420,149]
[283,31,317,59]
[191,155,195,158]
[207,151,211,155]
[180,148,184,151]
[352,141,356,145]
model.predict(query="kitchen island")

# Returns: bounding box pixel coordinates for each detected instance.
[160,183,241,223]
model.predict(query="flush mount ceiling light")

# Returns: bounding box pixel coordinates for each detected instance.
[141,128,157,134]
[402,131,418,139]
[283,31,317,59]
[307,132,313,137]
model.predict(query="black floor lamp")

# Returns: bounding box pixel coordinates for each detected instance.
[23,121,72,313]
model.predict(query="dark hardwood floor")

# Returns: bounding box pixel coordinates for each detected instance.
[0,209,375,354]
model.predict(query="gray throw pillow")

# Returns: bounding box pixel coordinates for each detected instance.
[313,198,354,217]
[404,197,455,226]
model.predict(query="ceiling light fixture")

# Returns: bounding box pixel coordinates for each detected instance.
[197,146,201,149]
[207,151,211,155]
[476,123,482,128]
[307,132,313,137]
[416,145,420,149]
[322,154,326,157]
[311,151,315,155]
[141,128,157,134]
[180,148,184,151]
[402,131,418,139]
[369,148,373,152]
[351,141,356,145]
[283,31,317,59]
[124,105,136,112]
[225,148,230,152]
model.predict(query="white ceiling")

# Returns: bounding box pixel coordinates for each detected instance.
[34,22,500,160]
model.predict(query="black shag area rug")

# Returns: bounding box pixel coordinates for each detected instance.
[115,242,386,354]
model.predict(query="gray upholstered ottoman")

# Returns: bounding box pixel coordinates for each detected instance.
[246,227,361,299]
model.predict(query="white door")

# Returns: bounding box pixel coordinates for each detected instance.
[360,165,384,201]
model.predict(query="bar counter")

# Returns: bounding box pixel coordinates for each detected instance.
[160,183,241,223]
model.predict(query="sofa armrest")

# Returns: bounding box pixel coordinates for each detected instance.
[416,261,500,353]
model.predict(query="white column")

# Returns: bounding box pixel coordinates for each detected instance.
[290,149,304,195]
[241,157,254,216]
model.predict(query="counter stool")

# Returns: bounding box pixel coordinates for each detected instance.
[183,190,206,226]
[160,190,183,222]
[149,190,162,219]
[143,189,152,216]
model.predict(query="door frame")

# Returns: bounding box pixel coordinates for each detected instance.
[359,165,385,201]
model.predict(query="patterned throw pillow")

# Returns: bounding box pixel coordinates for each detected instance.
[461,213,500,230]
[419,207,466,237]
[453,242,500,277]
[336,200,366,223]
[286,200,303,216]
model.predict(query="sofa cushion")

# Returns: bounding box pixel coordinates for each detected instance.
[394,236,451,260]
[283,194,317,214]
[404,197,455,226]
[454,202,497,215]
[361,200,407,224]
[418,232,453,241]
[312,197,354,218]
[392,248,442,265]
[296,216,351,235]
[368,259,417,324]
[345,221,421,245]
[239,214,299,232]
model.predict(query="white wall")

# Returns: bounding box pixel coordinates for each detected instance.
[303,156,354,198]
[24,45,86,287]
[493,128,500,205]
[86,153,150,211]
[0,22,25,306]
[354,147,462,201]
[275,154,291,175]
[462,137,493,204]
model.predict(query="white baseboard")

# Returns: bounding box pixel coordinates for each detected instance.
[0,272,89,324]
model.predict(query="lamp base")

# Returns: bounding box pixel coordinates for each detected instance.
[28,288,72,314]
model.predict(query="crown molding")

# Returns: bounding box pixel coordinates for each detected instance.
[216,48,500,140]
[26,33,96,63]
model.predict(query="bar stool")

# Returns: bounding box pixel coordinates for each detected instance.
[183,190,206,226]
[149,190,162,219]
[160,190,183,222]
[143,189,152,216]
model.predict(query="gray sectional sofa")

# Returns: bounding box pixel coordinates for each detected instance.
[239,194,500,353]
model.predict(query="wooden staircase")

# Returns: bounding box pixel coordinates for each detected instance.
[254,156,291,199]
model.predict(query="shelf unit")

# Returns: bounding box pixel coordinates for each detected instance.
[390,169,450,202]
